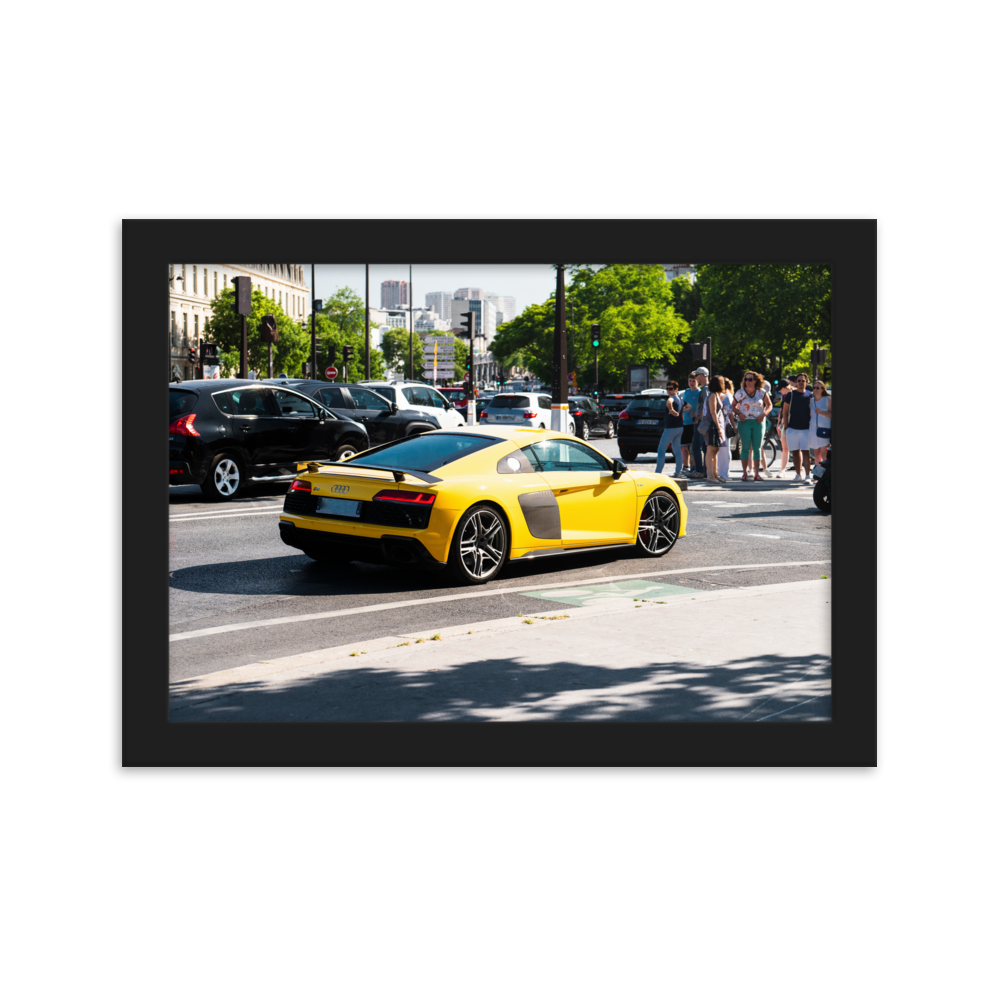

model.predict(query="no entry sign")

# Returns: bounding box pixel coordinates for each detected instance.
[325,366,338,379]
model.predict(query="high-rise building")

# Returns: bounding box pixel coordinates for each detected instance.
[424,291,452,325]
[486,293,517,326]
[381,279,410,308]
[452,298,497,347]
[453,287,484,301]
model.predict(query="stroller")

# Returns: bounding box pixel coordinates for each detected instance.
[813,447,831,513]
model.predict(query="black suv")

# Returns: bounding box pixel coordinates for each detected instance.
[169,380,369,500]
[616,394,678,462]
[262,379,442,445]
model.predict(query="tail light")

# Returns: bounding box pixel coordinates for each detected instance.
[289,479,312,492]
[373,490,436,506]
[169,413,200,437]
[619,410,630,420]
[571,410,583,417]
[523,410,538,419]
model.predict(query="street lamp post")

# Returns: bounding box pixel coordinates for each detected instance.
[552,265,569,432]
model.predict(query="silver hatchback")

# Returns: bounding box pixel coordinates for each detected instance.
[481,392,576,435]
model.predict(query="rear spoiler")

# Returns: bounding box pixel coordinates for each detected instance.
[299,461,442,485]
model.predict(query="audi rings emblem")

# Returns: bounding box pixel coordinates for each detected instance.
[333,484,350,494]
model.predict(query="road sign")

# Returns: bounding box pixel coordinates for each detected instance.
[424,368,455,378]
[423,336,456,345]
[325,365,338,379]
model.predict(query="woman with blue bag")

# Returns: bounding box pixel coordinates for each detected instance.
[809,380,832,469]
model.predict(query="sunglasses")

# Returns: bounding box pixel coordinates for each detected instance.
[744,379,756,384]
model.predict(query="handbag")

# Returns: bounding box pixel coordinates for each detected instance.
[815,397,831,438]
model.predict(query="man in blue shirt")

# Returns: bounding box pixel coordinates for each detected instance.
[687,367,710,478]
[680,373,701,476]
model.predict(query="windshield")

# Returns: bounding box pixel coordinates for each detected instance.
[626,397,668,413]
[345,433,502,472]
[489,395,531,409]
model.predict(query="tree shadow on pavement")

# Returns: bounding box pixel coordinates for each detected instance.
[170,651,831,723]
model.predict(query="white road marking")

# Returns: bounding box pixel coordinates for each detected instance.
[168,560,831,642]
[170,509,284,522]
[745,533,781,539]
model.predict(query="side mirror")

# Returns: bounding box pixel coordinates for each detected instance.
[443,401,452,410]
[612,459,628,480]
[389,402,398,414]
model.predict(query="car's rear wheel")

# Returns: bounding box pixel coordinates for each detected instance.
[448,504,508,584]
[200,453,244,500]
[619,446,638,462]
[579,421,590,440]
[635,489,680,557]
[606,421,616,439]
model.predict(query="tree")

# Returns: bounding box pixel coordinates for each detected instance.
[205,286,312,377]
[380,327,424,375]
[693,264,831,380]
[204,285,387,381]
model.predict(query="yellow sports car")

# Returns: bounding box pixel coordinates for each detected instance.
[278,427,687,584]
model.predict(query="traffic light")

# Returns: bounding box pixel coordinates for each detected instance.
[232,276,251,316]
[199,342,219,363]
[459,311,474,341]
[187,347,197,365]
[343,344,354,365]
[591,324,601,349]
[313,298,323,312]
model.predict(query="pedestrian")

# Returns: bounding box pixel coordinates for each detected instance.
[771,378,793,475]
[680,373,700,475]
[716,377,736,481]
[655,381,685,477]
[734,370,772,481]
[809,379,832,470]
[688,367,710,479]
[703,375,728,484]
[781,373,813,482]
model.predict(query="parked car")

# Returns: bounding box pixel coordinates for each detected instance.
[437,385,491,422]
[263,379,442,445]
[481,392,576,436]
[278,427,687,582]
[616,394,677,463]
[169,380,369,500]
[568,395,613,440]
[598,393,636,435]
[355,380,466,429]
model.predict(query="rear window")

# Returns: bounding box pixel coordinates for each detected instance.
[626,396,668,413]
[488,395,531,409]
[169,389,198,420]
[345,433,501,472]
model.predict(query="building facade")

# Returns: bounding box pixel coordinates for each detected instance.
[168,263,310,379]
[664,264,696,281]
[380,280,411,309]
[451,298,497,347]
[424,291,452,325]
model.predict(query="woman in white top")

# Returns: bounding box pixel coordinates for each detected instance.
[809,380,832,466]
[733,371,772,481]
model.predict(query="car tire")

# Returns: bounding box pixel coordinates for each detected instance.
[619,447,638,463]
[579,421,590,440]
[334,442,361,462]
[200,453,244,501]
[606,421,616,439]
[814,471,831,513]
[448,503,508,585]
[635,489,681,557]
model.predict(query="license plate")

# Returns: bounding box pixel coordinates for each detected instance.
[316,497,362,518]
[637,419,659,425]
[494,414,516,421]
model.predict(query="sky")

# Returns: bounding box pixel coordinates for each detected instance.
[308,263,563,316]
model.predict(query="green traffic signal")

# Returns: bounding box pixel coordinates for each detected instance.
[592,338,600,348]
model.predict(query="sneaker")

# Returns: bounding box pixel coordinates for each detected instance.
[793,473,802,482]
[760,469,771,478]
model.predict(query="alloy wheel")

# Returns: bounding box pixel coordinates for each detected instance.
[459,509,506,580]
[637,492,679,555]
[214,458,241,496]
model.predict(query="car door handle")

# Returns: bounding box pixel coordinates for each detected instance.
[239,425,250,433]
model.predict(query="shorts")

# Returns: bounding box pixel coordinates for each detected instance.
[681,424,693,445]
[786,427,810,452]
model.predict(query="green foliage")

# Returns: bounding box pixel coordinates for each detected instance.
[380,327,424,376]
[492,264,691,390]
[204,285,386,380]
[693,264,831,380]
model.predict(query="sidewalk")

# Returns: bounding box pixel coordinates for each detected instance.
[170,579,831,723]
[626,463,822,492]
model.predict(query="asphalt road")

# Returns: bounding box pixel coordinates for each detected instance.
[168,434,830,682]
